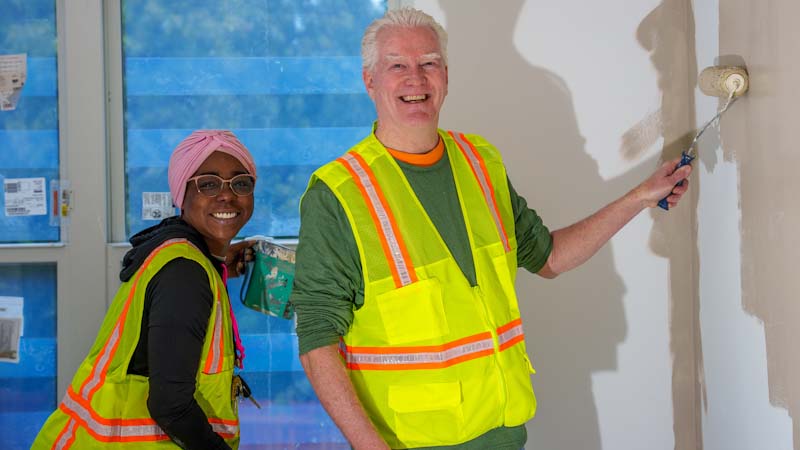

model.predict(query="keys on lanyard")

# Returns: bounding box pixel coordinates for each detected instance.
[233,374,261,409]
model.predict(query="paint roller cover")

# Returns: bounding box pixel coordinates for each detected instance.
[699,66,749,98]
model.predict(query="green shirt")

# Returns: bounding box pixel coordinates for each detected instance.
[292,146,552,450]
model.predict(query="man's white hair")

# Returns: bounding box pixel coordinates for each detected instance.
[361,7,448,73]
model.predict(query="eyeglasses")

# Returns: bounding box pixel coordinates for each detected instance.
[187,174,256,197]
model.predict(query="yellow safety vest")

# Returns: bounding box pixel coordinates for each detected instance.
[32,239,239,449]
[309,130,536,448]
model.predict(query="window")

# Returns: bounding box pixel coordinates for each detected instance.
[0,0,60,243]
[0,1,60,445]
[0,263,57,449]
[121,0,386,239]
[116,1,387,448]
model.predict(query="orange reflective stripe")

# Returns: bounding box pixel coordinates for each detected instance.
[60,391,168,442]
[497,318,525,351]
[214,287,225,372]
[56,239,209,446]
[53,419,77,450]
[78,238,191,400]
[340,332,495,371]
[341,319,526,370]
[337,152,417,287]
[63,393,237,435]
[448,131,511,252]
[80,322,121,400]
[208,418,239,438]
[204,287,225,374]
[60,387,238,442]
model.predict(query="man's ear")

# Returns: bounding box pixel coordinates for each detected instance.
[363,69,374,99]
[444,65,449,95]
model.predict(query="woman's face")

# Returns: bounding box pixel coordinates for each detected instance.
[181,151,254,256]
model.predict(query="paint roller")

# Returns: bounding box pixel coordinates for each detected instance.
[658,65,749,210]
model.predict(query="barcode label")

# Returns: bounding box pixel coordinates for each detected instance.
[4,177,46,216]
[5,207,28,216]
[4,182,19,194]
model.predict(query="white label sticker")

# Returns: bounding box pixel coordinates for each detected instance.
[4,177,47,216]
[142,192,176,220]
[0,297,24,364]
[0,53,27,111]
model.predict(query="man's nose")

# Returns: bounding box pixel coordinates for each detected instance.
[405,66,426,84]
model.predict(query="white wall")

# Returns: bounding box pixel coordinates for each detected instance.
[413,1,698,448]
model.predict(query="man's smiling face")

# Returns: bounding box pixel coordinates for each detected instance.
[364,25,448,138]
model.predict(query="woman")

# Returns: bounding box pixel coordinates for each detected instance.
[33,130,256,449]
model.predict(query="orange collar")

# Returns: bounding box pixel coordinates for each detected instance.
[386,139,445,167]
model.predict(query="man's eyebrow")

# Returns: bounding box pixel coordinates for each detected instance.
[383,53,441,63]
[384,54,408,62]
[420,53,442,60]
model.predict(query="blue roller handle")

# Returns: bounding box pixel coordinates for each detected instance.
[658,151,695,211]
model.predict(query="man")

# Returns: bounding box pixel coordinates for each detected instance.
[291,8,691,450]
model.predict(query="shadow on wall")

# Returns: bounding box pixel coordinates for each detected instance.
[438,0,655,448]
[637,1,704,450]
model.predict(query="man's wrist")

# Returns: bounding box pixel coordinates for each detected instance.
[627,183,653,210]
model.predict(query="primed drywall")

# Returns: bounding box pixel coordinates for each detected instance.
[697,0,798,448]
[413,1,700,448]
[635,2,703,449]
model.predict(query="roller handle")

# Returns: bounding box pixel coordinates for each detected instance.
[658,151,695,211]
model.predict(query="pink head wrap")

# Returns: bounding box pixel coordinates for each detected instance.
[168,130,257,209]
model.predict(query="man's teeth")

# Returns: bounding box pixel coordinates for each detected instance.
[212,212,238,219]
[402,94,427,102]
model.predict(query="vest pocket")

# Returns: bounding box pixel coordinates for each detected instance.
[376,278,449,345]
[387,381,464,445]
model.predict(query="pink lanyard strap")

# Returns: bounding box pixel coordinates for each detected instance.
[221,263,245,369]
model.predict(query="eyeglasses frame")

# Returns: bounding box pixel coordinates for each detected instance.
[186,173,257,198]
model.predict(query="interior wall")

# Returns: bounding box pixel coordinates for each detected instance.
[413,1,700,448]
[697,0,797,448]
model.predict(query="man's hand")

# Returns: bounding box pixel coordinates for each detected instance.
[224,240,256,278]
[301,345,391,450]
[634,156,693,209]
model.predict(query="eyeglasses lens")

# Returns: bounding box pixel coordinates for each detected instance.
[195,175,255,196]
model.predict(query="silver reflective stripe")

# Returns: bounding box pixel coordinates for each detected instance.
[54,419,77,450]
[343,337,494,367]
[63,391,167,439]
[211,421,238,436]
[451,132,511,252]
[341,153,413,286]
[498,323,524,347]
[57,238,237,446]
[61,389,239,442]
[81,323,121,398]
[81,239,193,399]
[208,297,223,372]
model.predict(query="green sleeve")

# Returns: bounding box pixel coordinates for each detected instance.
[508,176,553,273]
[291,181,363,355]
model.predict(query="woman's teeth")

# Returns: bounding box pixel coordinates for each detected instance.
[212,212,238,220]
